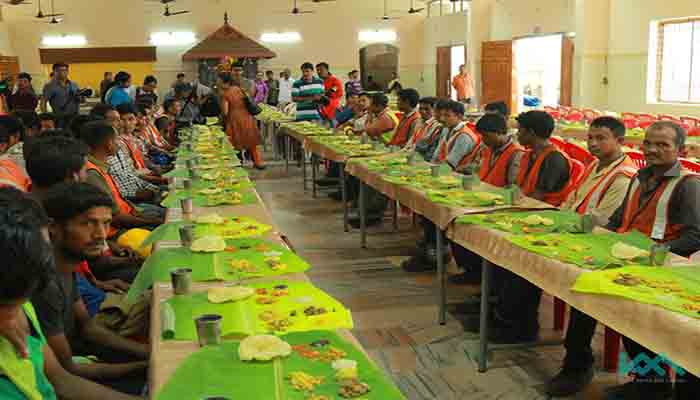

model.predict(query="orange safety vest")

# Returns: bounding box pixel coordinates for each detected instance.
[388,111,420,147]
[0,158,31,192]
[86,160,135,217]
[516,145,578,207]
[479,141,523,187]
[617,170,698,242]
[145,123,167,148]
[573,155,638,215]
[120,138,146,170]
[437,124,482,172]
[410,119,439,145]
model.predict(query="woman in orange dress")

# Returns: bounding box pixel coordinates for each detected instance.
[218,72,264,169]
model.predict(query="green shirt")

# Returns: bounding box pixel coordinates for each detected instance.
[0,303,57,400]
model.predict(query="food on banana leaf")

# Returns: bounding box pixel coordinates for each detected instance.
[611,242,650,260]
[207,286,255,303]
[198,188,223,195]
[194,213,226,225]
[238,334,292,361]
[520,214,555,226]
[201,172,221,180]
[190,235,226,253]
[473,192,505,203]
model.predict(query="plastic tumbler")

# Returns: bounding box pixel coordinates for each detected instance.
[650,243,670,266]
[430,165,441,177]
[178,224,195,247]
[195,314,222,346]
[183,179,192,191]
[180,198,194,214]
[407,152,416,166]
[170,268,192,295]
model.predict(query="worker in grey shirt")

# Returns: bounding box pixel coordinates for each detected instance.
[430,101,480,172]
[41,63,82,117]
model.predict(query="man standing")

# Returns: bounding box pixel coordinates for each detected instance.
[7,72,38,112]
[452,64,474,104]
[316,62,344,125]
[278,69,294,109]
[100,72,113,99]
[345,70,363,99]
[265,70,279,107]
[41,63,82,118]
[292,62,324,122]
[387,72,402,95]
[34,182,149,395]
[133,75,158,109]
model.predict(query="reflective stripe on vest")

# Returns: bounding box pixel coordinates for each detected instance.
[121,138,146,170]
[0,177,24,190]
[479,142,522,187]
[438,124,482,171]
[411,119,437,145]
[389,111,420,146]
[86,160,134,215]
[0,159,30,192]
[575,156,638,215]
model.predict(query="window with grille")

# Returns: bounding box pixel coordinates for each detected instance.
[654,18,700,104]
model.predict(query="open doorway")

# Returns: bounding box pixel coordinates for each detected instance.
[436,44,466,98]
[359,44,399,91]
[513,34,563,113]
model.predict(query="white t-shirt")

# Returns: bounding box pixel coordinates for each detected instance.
[278,78,294,104]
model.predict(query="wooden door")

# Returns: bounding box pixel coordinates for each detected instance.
[436,46,451,98]
[0,56,20,82]
[481,40,514,112]
[559,37,574,106]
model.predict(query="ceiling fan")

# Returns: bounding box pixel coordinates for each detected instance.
[3,0,32,5]
[379,0,400,21]
[289,0,314,15]
[163,3,190,17]
[407,0,424,14]
[35,0,63,19]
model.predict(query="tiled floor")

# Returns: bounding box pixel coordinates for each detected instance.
[250,159,623,400]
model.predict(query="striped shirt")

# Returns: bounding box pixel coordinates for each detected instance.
[292,77,324,121]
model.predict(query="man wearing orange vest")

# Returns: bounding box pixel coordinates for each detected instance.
[403,101,482,272]
[430,101,481,173]
[0,125,31,192]
[404,97,437,149]
[413,99,448,162]
[387,89,422,147]
[553,121,700,400]
[485,111,574,344]
[116,103,169,184]
[79,120,163,235]
[546,116,639,397]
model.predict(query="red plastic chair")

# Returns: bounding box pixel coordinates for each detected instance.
[565,142,596,165]
[564,111,585,122]
[688,127,700,137]
[681,116,700,129]
[582,108,601,123]
[658,114,678,121]
[627,150,647,168]
[680,158,700,173]
[623,118,638,129]
[638,120,655,129]
[621,112,637,120]
[636,113,657,121]
[544,105,558,113]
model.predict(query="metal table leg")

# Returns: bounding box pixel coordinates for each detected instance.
[436,228,447,325]
[302,147,307,192]
[392,201,399,232]
[312,155,318,198]
[285,134,290,173]
[262,122,268,152]
[359,181,367,248]
[478,259,492,373]
[340,164,348,232]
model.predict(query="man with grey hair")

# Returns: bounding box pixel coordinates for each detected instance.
[547,120,700,399]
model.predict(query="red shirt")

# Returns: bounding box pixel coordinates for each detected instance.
[321,75,344,120]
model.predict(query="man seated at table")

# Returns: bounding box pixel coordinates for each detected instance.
[403,101,482,272]
[0,188,140,400]
[412,99,449,161]
[548,121,700,400]
[0,120,31,192]
[347,93,400,228]
[386,88,422,147]
[484,111,575,343]
[404,97,438,151]
[79,120,164,235]
[33,182,150,395]
[449,112,524,286]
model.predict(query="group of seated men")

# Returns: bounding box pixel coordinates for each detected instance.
[317,87,700,399]
[0,96,193,397]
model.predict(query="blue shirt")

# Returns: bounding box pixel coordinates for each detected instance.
[76,274,106,317]
[42,79,81,115]
[106,87,133,107]
[335,106,355,125]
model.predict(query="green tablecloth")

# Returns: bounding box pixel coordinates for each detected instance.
[164,281,352,340]
[154,330,405,400]
[573,266,700,319]
[127,238,311,303]
[141,216,272,248]
[507,231,656,269]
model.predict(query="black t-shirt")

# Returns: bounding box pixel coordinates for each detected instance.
[31,272,81,340]
[532,150,570,193]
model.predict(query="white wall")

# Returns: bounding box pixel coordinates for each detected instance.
[0,21,15,56]
[422,12,470,96]
[607,0,700,117]
[3,0,426,94]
